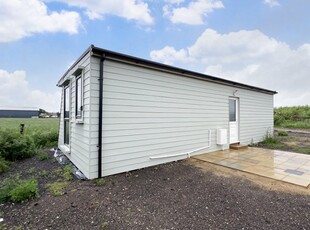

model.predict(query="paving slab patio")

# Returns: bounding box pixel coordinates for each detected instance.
[193,147,310,187]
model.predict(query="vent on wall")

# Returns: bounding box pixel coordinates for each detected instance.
[217,129,227,145]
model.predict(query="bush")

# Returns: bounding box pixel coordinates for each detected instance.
[0,175,38,203]
[0,129,36,161]
[10,178,39,203]
[0,156,11,173]
[31,130,58,148]
[37,150,48,161]
[278,130,288,136]
[0,177,17,202]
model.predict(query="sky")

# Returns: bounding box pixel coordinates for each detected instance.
[0,0,309,112]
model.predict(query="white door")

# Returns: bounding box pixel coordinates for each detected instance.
[229,98,239,144]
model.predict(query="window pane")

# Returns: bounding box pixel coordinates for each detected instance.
[229,99,236,122]
[64,87,70,118]
[76,77,82,118]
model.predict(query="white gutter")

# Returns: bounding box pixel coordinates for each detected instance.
[149,129,212,160]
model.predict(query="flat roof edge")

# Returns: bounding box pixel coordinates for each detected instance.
[57,45,277,95]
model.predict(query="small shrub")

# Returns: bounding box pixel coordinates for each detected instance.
[46,182,69,196]
[10,178,39,203]
[31,130,58,148]
[0,129,36,161]
[278,130,288,136]
[27,167,36,175]
[0,175,38,203]
[101,221,109,229]
[0,177,17,202]
[63,165,73,181]
[0,157,11,173]
[39,170,48,177]
[261,131,278,144]
[95,178,106,186]
[37,150,48,161]
[262,136,278,144]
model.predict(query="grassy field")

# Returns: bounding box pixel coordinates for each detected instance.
[275,106,310,129]
[0,118,59,133]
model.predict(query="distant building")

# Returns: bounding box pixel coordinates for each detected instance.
[0,106,40,118]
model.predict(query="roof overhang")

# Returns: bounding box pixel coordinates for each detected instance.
[57,45,277,95]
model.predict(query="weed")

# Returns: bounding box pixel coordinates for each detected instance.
[0,157,11,173]
[53,168,63,177]
[0,176,38,203]
[261,132,278,145]
[95,178,106,186]
[10,178,39,203]
[0,223,7,230]
[63,165,73,181]
[278,130,288,136]
[46,182,69,196]
[37,150,48,161]
[27,167,36,175]
[101,221,109,229]
[39,170,48,177]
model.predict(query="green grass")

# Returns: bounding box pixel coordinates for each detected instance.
[95,178,106,186]
[277,130,288,136]
[46,181,69,196]
[0,118,59,133]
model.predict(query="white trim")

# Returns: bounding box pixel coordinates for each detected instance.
[229,97,239,144]
[75,68,84,123]
[59,145,70,154]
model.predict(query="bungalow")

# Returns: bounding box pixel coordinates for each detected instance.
[57,45,277,179]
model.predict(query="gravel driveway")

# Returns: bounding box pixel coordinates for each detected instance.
[1,155,310,229]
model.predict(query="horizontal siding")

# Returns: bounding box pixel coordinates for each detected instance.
[61,56,274,179]
[95,60,233,177]
[239,89,274,144]
[58,52,92,179]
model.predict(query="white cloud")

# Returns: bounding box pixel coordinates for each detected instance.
[57,0,154,25]
[264,0,280,7]
[0,69,61,112]
[150,46,193,65]
[150,29,310,107]
[0,0,81,42]
[163,0,224,25]
[165,0,185,4]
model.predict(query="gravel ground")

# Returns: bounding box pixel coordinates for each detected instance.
[1,150,310,230]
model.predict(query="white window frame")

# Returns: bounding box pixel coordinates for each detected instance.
[74,68,84,123]
[64,84,71,146]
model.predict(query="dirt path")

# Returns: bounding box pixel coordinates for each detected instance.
[1,151,310,230]
[275,127,310,134]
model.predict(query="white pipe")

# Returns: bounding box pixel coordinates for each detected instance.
[149,129,211,160]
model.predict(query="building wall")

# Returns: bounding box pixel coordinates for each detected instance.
[58,52,92,179]
[239,90,274,144]
[86,59,274,178]
[0,110,39,118]
[59,55,274,179]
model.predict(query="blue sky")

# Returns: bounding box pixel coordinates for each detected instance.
[1,0,309,111]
